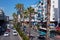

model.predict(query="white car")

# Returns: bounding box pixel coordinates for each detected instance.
[4,32,9,37]
[12,29,16,32]
[13,31,18,36]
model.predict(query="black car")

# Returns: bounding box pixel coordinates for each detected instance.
[38,35,46,40]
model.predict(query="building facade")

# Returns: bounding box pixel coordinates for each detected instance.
[36,0,47,28]
[50,0,60,27]
[58,0,60,26]
[0,9,9,35]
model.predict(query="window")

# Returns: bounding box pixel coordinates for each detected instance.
[41,3,43,5]
[53,5,54,8]
[38,10,42,12]
[53,1,55,3]
[38,6,41,8]
[53,18,55,20]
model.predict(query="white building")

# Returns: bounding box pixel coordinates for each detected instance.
[37,0,47,22]
[31,4,38,22]
[50,0,60,26]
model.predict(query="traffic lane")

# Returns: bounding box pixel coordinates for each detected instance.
[0,29,20,40]
[0,36,2,40]
[0,31,11,40]
[1,36,11,40]
[12,36,20,40]
[10,29,20,40]
[0,35,20,40]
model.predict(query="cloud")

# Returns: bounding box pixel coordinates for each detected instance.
[31,5,36,8]
[0,7,4,10]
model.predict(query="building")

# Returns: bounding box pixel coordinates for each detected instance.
[37,0,60,28]
[0,9,9,35]
[50,0,60,27]
[31,5,38,25]
[36,0,47,28]
[58,0,60,26]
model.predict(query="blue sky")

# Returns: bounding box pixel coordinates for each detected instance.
[0,0,38,19]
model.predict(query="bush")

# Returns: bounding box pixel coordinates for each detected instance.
[14,26,29,40]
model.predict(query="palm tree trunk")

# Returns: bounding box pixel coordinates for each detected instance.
[46,0,51,40]
[22,13,24,28]
[29,13,32,38]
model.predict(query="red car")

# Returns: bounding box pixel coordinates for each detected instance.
[55,25,60,31]
[6,29,10,32]
[55,35,60,40]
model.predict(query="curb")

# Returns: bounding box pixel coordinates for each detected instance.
[17,30,23,40]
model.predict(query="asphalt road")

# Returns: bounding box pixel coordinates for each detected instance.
[0,29,21,40]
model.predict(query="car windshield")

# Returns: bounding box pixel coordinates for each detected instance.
[39,29,47,32]
[14,31,17,33]
[38,29,47,36]
[5,32,8,34]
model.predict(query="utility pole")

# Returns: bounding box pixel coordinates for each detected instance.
[46,0,51,40]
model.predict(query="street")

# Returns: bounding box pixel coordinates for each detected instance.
[22,26,39,40]
[0,0,60,40]
[0,29,21,40]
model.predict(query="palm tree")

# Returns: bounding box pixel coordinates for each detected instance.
[15,3,24,27]
[46,0,51,40]
[12,13,17,26]
[23,10,29,18]
[27,7,34,37]
[28,7,34,28]
[21,10,29,30]
[15,3,23,10]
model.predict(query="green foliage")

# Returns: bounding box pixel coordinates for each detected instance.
[15,3,24,10]
[14,26,29,40]
[36,24,40,29]
[28,7,34,13]
[23,10,29,18]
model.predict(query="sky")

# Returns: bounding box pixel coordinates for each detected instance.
[0,0,38,19]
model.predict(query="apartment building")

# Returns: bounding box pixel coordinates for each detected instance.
[50,0,60,27]
[36,0,47,28]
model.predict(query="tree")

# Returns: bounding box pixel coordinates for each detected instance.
[27,7,34,38]
[28,7,34,28]
[12,13,17,26]
[15,3,23,10]
[46,0,51,40]
[23,10,29,18]
[15,3,24,27]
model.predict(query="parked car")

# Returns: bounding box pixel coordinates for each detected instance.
[38,29,56,39]
[54,35,60,40]
[4,32,9,37]
[56,25,60,31]
[38,35,46,40]
[38,29,46,40]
